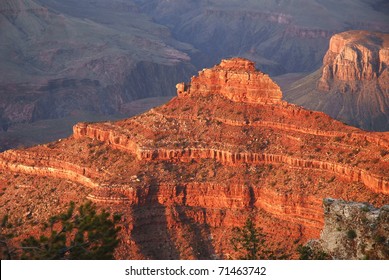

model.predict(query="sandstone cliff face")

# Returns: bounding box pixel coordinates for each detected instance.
[318,31,389,90]
[73,122,388,195]
[308,199,389,260]
[1,58,388,259]
[285,30,389,131]
[0,149,100,189]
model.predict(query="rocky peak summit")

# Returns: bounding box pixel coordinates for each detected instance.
[176,58,282,104]
[218,57,256,71]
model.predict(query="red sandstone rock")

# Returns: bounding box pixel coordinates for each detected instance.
[176,58,282,104]
[0,58,388,259]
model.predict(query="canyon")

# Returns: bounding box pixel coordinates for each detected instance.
[0,58,388,259]
[137,0,389,73]
[2,1,389,150]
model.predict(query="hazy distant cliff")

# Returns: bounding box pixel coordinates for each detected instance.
[136,0,389,74]
[285,30,389,131]
[318,31,389,89]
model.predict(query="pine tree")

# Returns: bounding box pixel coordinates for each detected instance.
[20,201,121,260]
[230,218,267,260]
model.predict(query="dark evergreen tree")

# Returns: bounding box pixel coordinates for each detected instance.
[230,218,268,260]
[297,245,329,260]
[20,201,121,260]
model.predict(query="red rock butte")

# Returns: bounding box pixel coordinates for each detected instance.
[0,58,388,259]
[318,30,389,90]
[286,30,389,131]
[176,58,283,104]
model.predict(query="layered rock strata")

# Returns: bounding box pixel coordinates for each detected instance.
[72,119,389,195]
[0,58,388,259]
[176,59,282,104]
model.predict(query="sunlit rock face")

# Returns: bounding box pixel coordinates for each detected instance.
[1,58,388,259]
[285,30,389,131]
[177,58,282,104]
[318,31,389,91]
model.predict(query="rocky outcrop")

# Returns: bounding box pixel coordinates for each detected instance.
[75,125,389,194]
[92,181,324,231]
[176,58,282,104]
[71,59,389,196]
[150,109,389,147]
[0,145,383,234]
[0,147,325,234]
[285,30,389,131]
[73,118,389,195]
[318,31,389,90]
[307,199,389,259]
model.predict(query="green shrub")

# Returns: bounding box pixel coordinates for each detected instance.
[297,245,329,260]
[1,214,9,227]
[380,150,388,157]
[334,136,342,142]
[347,229,357,240]
[373,235,386,244]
